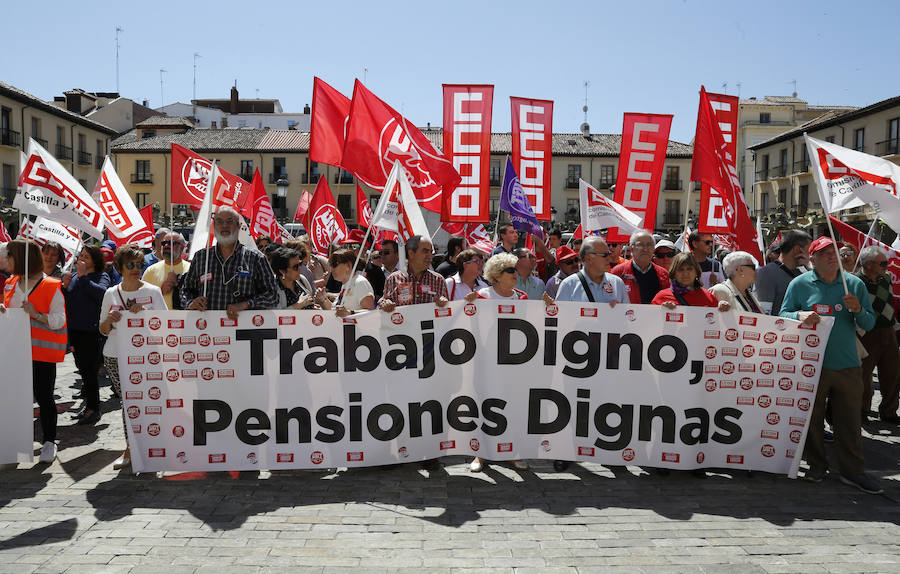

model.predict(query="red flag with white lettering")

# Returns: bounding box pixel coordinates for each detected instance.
[170,144,252,211]
[0,219,11,242]
[356,184,373,228]
[306,177,348,254]
[698,92,739,235]
[441,85,493,222]
[510,97,553,221]
[247,169,288,243]
[342,80,460,214]
[830,215,900,298]
[607,113,672,242]
[309,77,351,168]
[94,157,154,248]
[691,87,762,262]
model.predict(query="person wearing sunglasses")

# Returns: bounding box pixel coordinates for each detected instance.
[687,231,725,288]
[604,237,626,268]
[708,251,764,314]
[545,245,580,299]
[270,247,330,311]
[856,246,900,426]
[98,244,168,470]
[611,231,671,304]
[445,249,488,300]
[142,232,190,310]
[554,236,628,305]
[652,239,677,268]
[840,243,859,273]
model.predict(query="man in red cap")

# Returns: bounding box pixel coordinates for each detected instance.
[611,230,671,304]
[780,236,880,494]
[545,245,580,299]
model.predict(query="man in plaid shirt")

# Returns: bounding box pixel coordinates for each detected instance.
[379,235,449,311]
[181,206,278,320]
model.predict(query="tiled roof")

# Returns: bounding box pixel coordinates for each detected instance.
[749,94,900,150]
[0,81,118,135]
[740,96,807,106]
[135,116,193,127]
[112,127,693,158]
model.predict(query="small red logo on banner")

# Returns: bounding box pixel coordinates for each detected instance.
[252,315,264,326]
[580,307,597,317]
[391,312,404,325]
[499,305,516,314]
[725,329,738,341]
[622,448,635,462]
[727,455,744,464]
[279,316,296,325]
[145,406,162,415]
[776,397,795,407]
[434,307,451,318]
[149,448,166,458]
[578,446,595,456]
[497,443,513,452]
[209,454,227,464]
[764,332,778,344]
[666,312,684,322]
[165,335,178,347]
[310,451,324,464]
[168,319,184,329]
[545,304,559,316]
[167,399,183,408]
[131,334,144,348]
[760,444,776,458]
[148,387,161,400]
[464,303,477,316]
[760,429,779,439]
[766,412,781,425]
[147,423,160,436]
[740,378,754,390]
[220,318,237,327]
[758,395,773,408]
[128,356,144,365]
[737,396,754,405]
[196,318,207,330]
[213,336,230,345]
[469,438,480,452]
[739,316,757,326]
[218,369,234,378]
[149,317,162,330]
[661,452,680,463]
[127,406,140,419]
[278,453,294,463]
[346,452,364,462]
[173,426,184,437]
[128,318,143,328]
[198,334,211,346]
[125,391,142,400]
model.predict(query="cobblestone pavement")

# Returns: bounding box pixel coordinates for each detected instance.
[1,355,899,574]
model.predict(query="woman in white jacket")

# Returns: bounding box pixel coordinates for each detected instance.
[709,251,765,314]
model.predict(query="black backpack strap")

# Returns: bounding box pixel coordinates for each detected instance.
[577,271,596,303]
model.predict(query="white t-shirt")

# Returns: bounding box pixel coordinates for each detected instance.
[100,283,167,358]
[337,273,374,312]
[477,286,525,300]
[446,274,489,300]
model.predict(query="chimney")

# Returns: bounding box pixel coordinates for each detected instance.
[303,103,311,114]
[230,85,239,115]
[143,99,149,107]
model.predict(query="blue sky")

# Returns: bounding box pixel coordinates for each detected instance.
[4,0,898,142]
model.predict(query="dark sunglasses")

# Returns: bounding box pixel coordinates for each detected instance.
[607,243,620,248]
[655,251,676,258]
[702,240,714,245]
[501,267,517,274]
[876,261,889,267]
[560,259,579,265]
[124,261,140,270]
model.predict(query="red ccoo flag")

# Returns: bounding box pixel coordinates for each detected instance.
[356,184,373,228]
[309,77,351,167]
[691,86,762,262]
[293,189,312,226]
[342,80,460,214]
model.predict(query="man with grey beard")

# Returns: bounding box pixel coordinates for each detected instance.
[180,206,278,319]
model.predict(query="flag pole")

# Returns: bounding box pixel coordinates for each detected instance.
[491,156,509,245]
[682,180,693,232]
[823,211,850,295]
[338,221,375,308]
[202,161,217,302]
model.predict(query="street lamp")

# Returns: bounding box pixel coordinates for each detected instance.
[275,177,289,219]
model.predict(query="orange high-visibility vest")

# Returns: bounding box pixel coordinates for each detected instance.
[3,275,67,363]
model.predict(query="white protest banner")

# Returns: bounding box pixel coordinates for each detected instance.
[117,303,832,477]
[579,178,642,234]
[0,310,35,464]
[20,217,83,267]
[15,139,105,239]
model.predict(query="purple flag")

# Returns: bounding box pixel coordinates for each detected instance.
[500,157,544,239]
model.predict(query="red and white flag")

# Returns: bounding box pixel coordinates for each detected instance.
[15,138,105,239]
[356,184,373,228]
[830,215,900,298]
[441,222,491,247]
[306,177,349,254]
[342,80,460,213]
[690,87,761,262]
[188,163,259,260]
[170,144,252,211]
[698,93,739,236]
[369,161,429,242]
[93,157,154,248]
[580,178,642,234]
[0,219,11,242]
[309,77,351,168]
[806,134,900,233]
[441,84,493,222]
[23,217,83,267]
[247,169,291,243]
[510,97,553,221]
[607,113,672,242]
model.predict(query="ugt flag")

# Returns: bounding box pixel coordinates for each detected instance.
[15,138,105,239]
[500,157,543,239]
[369,161,429,242]
[806,134,900,233]
[306,177,349,254]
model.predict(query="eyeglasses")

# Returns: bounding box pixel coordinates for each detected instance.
[876,261,889,267]
[739,264,757,270]
[501,267,517,274]
[655,251,676,258]
[840,253,854,259]
[701,240,714,245]
[163,241,184,246]
[290,264,302,270]
[124,261,140,270]
[607,243,620,248]
[631,242,654,249]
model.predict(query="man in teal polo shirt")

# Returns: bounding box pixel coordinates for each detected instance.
[780,236,881,494]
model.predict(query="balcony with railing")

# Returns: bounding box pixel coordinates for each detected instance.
[756,168,768,181]
[77,151,92,166]
[56,144,72,160]
[597,179,614,190]
[793,159,810,174]
[664,178,681,191]
[770,165,787,179]
[876,138,899,156]
[239,170,253,183]
[34,137,48,149]
[131,173,153,184]
[95,155,103,169]
[269,173,288,184]
[489,175,501,187]
[565,176,580,189]
[1,128,20,147]
[334,171,353,184]
[301,173,320,184]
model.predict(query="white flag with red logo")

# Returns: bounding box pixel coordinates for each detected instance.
[93,157,154,248]
[188,163,259,260]
[306,177,349,254]
[579,179,642,234]
[342,80,460,214]
[369,161,429,242]
[806,134,900,232]
[15,139,105,239]
[26,217,83,267]
[356,184,373,228]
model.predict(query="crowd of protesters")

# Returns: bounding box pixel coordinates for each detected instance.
[0,215,897,495]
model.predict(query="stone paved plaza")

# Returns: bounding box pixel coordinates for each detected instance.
[1,356,899,573]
